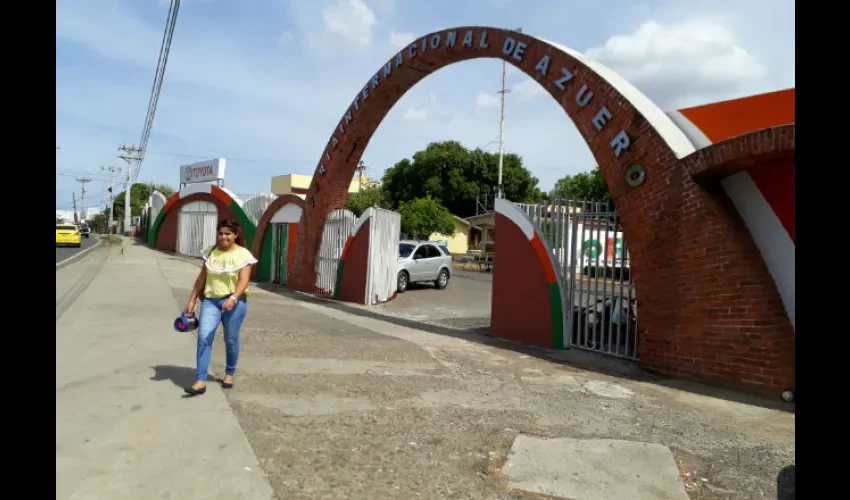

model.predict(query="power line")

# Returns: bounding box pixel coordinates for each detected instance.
[131,0,182,184]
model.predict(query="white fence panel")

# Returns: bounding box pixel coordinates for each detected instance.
[177,200,218,257]
[364,208,401,305]
[243,192,276,225]
[315,209,357,296]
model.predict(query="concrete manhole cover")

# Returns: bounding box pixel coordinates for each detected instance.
[501,435,689,500]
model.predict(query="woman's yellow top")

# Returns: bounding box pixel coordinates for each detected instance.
[201,245,257,299]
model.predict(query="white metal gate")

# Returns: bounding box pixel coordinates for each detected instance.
[315,209,357,296]
[363,208,401,304]
[517,200,639,360]
[177,200,218,257]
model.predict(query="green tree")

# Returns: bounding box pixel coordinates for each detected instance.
[344,183,392,217]
[397,197,456,240]
[551,167,613,206]
[112,183,177,219]
[381,141,543,217]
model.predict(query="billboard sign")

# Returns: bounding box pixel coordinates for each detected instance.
[180,158,226,185]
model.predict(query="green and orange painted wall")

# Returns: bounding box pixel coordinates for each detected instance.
[147,184,255,252]
[490,198,565,349]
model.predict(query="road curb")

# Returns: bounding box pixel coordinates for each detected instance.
[56,238,103,271]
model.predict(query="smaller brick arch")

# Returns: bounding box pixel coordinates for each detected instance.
[148,185,255,252]
[251,194,306,280]
[683,124,795,183]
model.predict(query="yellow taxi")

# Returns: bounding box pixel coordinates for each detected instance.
[56,223,82,248]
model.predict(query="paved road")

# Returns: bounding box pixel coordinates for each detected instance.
[371,268,493,331]
[367,268,636,332]
[56,235,99,263]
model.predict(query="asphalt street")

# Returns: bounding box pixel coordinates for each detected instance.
[56,235,99,263]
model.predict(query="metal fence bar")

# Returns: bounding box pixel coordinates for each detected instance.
[591,206,602,350]
[629,281,639,359]
[577,201,587,348]
[566,203,579,348]
[601,204,611,354]
[513,198,638,360]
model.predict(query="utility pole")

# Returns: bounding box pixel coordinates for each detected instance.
[72,192,78,224]
[496,27,522,200]
[76,177,92,223]
[101,165,121,230]
[118,144,142,235]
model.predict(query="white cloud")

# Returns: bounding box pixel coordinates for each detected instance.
[389,29,417,50]
[475,92,499,110]
[512,79,547,102]
[585,19,769,109]
[321,0,377,48]
[403,92,446,122]
[404,107,429,122]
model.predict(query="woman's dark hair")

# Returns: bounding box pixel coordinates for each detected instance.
[217,219,244,245]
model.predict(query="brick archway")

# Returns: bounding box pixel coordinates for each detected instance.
[287,26,795,392]
[250,194,306,280]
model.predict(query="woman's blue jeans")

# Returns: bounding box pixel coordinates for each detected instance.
[196,296,248,381]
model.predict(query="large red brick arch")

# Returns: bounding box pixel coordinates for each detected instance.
[287,26,795,392]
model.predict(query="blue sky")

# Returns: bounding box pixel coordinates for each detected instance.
[56,0,794,212]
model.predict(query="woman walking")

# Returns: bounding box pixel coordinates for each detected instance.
[183,219,257,396]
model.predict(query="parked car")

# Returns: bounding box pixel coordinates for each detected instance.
[56,223,82,248]
[76,222,91,238]
[397,240,453,293]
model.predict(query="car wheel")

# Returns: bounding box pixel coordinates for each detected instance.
[434,268,449,290]
[75,243,82,248]
[397,271,409,293]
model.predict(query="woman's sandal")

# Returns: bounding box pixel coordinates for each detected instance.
[184,385,207,396]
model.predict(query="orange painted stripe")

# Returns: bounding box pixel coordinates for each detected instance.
[678,88,795,143]
[210,185,232,206]
[530,235,557,285]
[163,193,180,213]
[339,236,353,261]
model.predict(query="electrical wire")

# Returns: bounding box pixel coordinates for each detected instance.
[131,0,181,184]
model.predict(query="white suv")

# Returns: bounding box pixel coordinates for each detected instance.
[397,240,453,293]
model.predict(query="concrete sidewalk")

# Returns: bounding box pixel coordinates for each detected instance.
[56,240,274,500]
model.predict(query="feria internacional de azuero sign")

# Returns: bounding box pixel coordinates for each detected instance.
[311,28,633,194]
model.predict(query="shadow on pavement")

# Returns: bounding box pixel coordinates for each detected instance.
[776,465,795,500]
[256,282,795,414]
[150,365,204,388]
